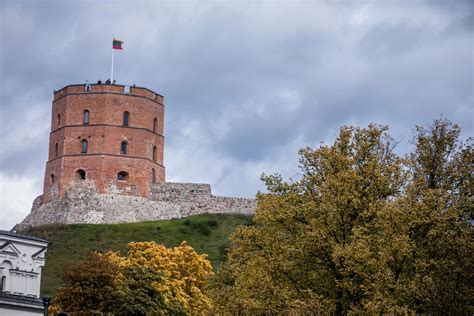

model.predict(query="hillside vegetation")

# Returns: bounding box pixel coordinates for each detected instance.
[21,214,253,295]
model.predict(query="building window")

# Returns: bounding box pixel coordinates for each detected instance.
[57,113,61,127]
[153,146,157,161]
[55,143,58,157]
[123,111,130,127]
[0,276,5,292]
[76,169,86,180]
[51,173,55,184]
[151,168,156,183]
[84,110,90,125]
[153,118,157,133]
[118,171,129,181]
[81,139,88,154]
[120,141,128,155]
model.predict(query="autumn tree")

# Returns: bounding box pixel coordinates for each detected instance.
[207,120,473,314]
[53,241,213,315]
[53,252,119,313]
[107,241,213,314]
[399,118,473,313]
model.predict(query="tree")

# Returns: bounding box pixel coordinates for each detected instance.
[107,241,213,314]
[207,120,473,314]
[52,241,213,315]
[108,265,184,315]
[400,118,473,314]
[53,252,119,313]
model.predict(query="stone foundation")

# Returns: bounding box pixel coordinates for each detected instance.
[19,180,256,227]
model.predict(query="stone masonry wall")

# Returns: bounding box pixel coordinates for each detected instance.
[20,180,256,227]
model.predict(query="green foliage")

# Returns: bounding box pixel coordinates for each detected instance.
[21,214,253,295]
[109,265,184,315]
[208,119,473,314]
[53,252,119,313]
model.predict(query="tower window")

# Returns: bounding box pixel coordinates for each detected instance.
[81,139,88,154]
[120,141,128,155]
[153,118,157,133]
[118,171,129,181]
[76,169,86,180]
[123,111,130,127]
[151,168,156,183]
[153,146,157,161]
[55,143,58,157]
[84,110,90,125]
[57,113,61,127]
[51,174,55,185]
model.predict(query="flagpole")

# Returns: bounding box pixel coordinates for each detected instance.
[111,44,114,82]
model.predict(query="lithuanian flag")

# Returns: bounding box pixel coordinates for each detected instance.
[113,38,123,50]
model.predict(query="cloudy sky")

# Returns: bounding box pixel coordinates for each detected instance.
[0,0,472,230]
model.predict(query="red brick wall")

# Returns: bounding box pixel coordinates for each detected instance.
[43,84,165,201]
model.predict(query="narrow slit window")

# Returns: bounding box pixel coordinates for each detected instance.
[121,141,128,155]
[51,174,55,185]
[123,111,130,127]
[83,110,90,125]
[81,139,88,154]
[152,168,156,183]
[153,118,157,133]
[118,171,129,181]
[55,143,58,157]
[152,146,157,161]
[57,113,61,127]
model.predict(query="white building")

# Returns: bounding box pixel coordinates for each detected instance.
[0,230,48,315]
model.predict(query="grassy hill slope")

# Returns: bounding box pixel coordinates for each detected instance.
[21,214,253,295]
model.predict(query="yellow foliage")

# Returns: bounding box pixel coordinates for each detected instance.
[107,241,213,314]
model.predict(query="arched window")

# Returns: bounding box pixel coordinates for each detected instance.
[153,146,157,161]
[51,173,55,185]
[123,111,130,127]
[83,110,90,125]
[153,118,157,133]
[120,141,128,155]
[57,113,61,127]
[151,168,156,183]
[81,139,88,154]
[55,143,58,157]
[118,171,129,181]
[76,169,86,180]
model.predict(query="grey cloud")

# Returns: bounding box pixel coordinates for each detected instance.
[0,1,473,229]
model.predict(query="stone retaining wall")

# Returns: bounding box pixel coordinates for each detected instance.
[20,180,256,227]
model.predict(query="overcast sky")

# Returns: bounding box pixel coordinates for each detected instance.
[0,0,472,230]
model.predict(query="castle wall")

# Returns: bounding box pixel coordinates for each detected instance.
[21,181,256,227]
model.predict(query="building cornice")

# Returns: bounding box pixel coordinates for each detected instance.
[50,123,165,138]
[53,90,164,107]
[47,153,165,168]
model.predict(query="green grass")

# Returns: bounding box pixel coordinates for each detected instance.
[21,214,253,296]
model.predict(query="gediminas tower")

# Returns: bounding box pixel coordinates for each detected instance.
[44,83,165,201]
[20,82,256,227]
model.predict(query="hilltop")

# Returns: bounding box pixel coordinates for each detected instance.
[20,214,253,295]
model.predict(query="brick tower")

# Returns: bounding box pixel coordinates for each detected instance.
[43,83,165,202]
